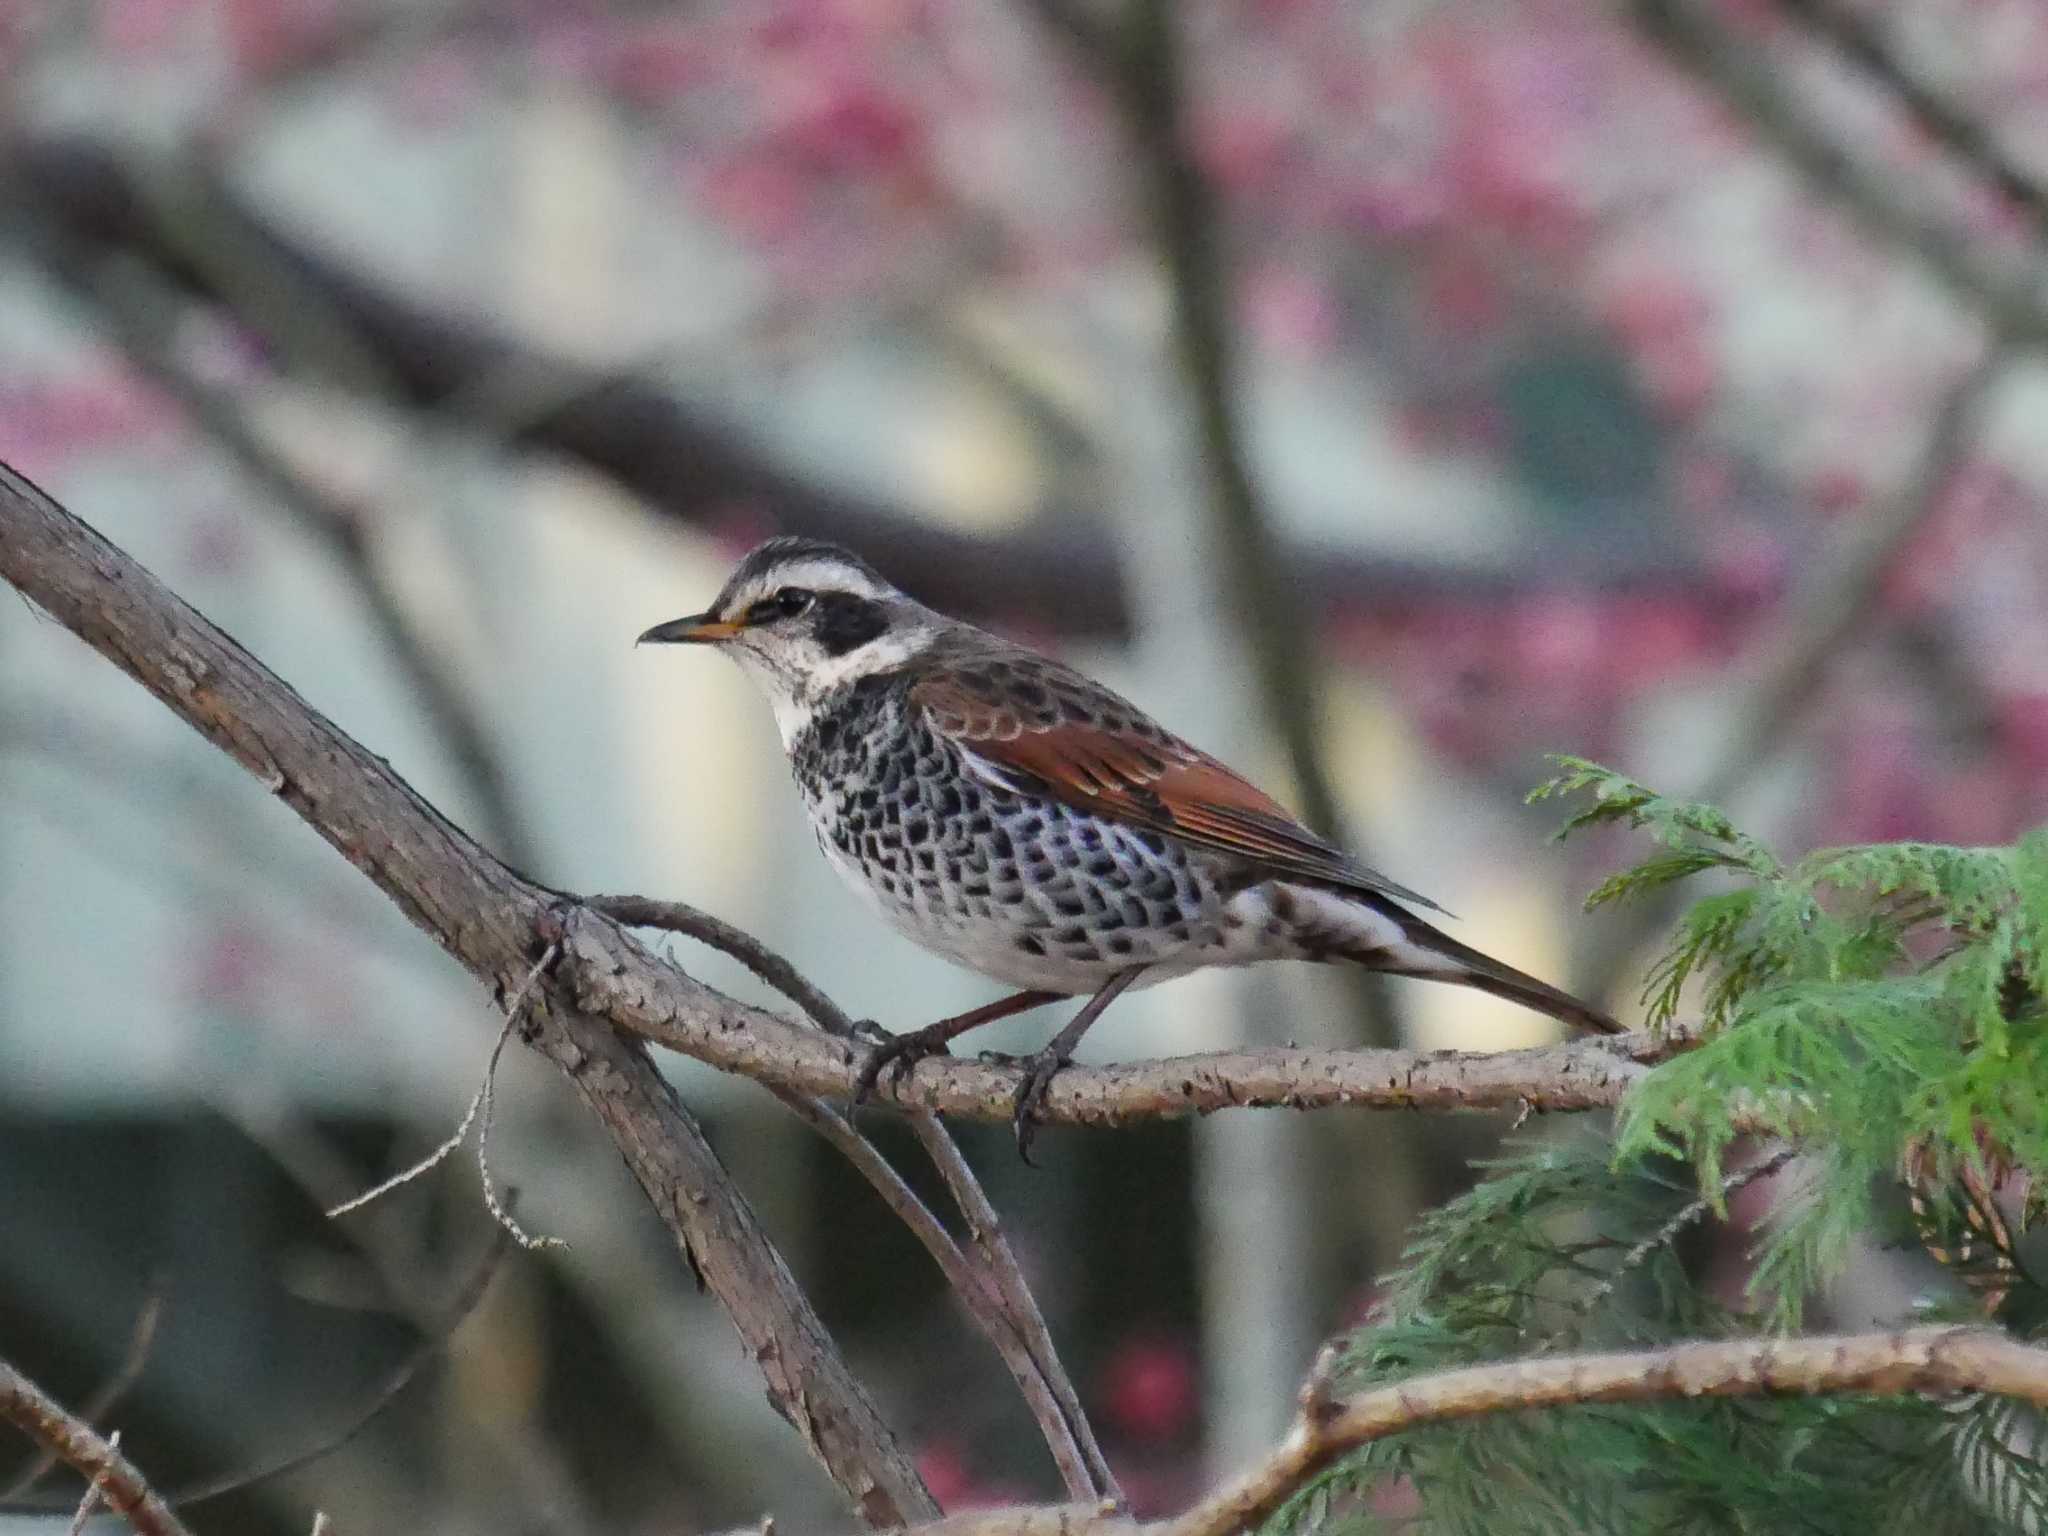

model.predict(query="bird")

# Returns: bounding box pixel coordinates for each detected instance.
[639,536,1622,1159]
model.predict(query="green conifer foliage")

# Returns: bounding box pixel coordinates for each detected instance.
[1266,762,2048,1534]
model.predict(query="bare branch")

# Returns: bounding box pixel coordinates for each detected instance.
[66,1429,115,1535]
[0,1292,164,1502]
[599,892,1115,1501]
[1161,1327,2048,1536]
[906,1116,1118,1501]
[0,457,934,1526]
[0,1358,192,1536]
[890,1327,2048,1536]
[570,918,1679,1119]
[592,894,861,1038]
[772,1091,1103,1501]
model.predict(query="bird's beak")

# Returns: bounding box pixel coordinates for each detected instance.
[636,611,742,645]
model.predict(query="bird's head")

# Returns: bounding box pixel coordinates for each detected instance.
[638,537,939,741]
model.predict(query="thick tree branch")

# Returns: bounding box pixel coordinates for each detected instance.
[1161,1326,2048,1536]
[0,1357,192,1536]
[0,460,935,1524]
[895,1327,2048,1536]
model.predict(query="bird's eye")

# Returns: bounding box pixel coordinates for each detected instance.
[771,587,814,618]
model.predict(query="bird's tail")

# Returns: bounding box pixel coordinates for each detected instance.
[1322,890,1625,1036]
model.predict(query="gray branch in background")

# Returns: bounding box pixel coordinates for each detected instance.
[1631,0,2048,343]
[1,136,1706,647]
[1572,338,2011,1000]
[17,225,538,868]
[1773,0,2048,243]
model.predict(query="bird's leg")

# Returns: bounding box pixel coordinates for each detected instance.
[1012,968,1145,1166]
[853,989,1062,1105]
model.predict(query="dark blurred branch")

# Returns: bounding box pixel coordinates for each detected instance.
[1,1227,512,1520]
[0,1356,192,1536]
[0,461,936,1527]
[224,1104,608,1529]
[21,231,537,867]
[170,1227,507,1509]
[1122,0,1345,836]
[1,135,1699,646]
[1630,0,2048,343]
[1573,344,2007,999]
[594,893,1115,1503]
[1775,0,2048,241]
[1024,0,1403,1051]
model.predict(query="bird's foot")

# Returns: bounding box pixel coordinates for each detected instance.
[852,1022,960,1105]
[1009,1047,1072,1167]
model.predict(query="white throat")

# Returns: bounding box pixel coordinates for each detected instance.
[732,626,932,751]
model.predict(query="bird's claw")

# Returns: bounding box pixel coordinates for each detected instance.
[1009,1050,1068,1167]
[852,1023,955,1106]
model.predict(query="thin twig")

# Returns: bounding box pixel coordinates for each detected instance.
[590,895,860,1037]
[66,1430,115,1535]
[0,1231,509,1519]
[221,1097,613,1534]
[596,891,1112,1501]
[0,1292,164,1500]
[1579,1144,1798,1314]
[0,1358,192,1536]
[770,1089,1101,1500]
[906,1117,1118,1500]
[328,946,563,1250]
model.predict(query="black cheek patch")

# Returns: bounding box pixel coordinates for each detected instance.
[812,593,889,657]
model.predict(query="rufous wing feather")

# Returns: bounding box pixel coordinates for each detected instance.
[913,661,1444,912]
